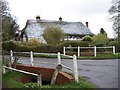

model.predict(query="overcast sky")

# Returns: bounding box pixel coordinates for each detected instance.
[7,0,114,38]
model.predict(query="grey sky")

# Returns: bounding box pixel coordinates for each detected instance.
[7,0,114,38]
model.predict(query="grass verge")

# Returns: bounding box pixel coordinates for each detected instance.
[3,50,120,59]
[33,53,119,59]
[2,70,96,89]
[2,71,24,88]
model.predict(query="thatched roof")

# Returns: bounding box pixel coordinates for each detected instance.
[22,19,93,43]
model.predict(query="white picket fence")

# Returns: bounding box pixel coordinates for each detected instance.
[9,50,79,83]
[63,46,115,57]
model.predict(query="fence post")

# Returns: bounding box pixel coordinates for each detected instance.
[37,73,42,87]
[113,46,115,55]
[30,51,33,66]
[10,50,14,62]
[78,46,80,57]
[63,47,65,56]
[94,46,96,57]
[3,66,5,74]
[73,55,79,82]
[57,52,61,64]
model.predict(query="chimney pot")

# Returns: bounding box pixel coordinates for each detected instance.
[85,22,88,28]
[59,16,62,21]
[36,15,40,20]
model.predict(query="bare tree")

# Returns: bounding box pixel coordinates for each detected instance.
[109,0,120,51]
[109,0,120,37]
[1,0,19,41]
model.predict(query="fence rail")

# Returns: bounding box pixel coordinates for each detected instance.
[9,50,79,82]
[63,46,115,57]
[3,66,42,87]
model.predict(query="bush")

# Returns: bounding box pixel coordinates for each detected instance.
[82,35,93,42]
[12,43,58,53]
[109,41,117,46]
[109,40,119,52]
[3,40,89,53]
[92,32,109,46]
[58,40,88,47]
[43,25,65,45]
[32,44,58,53]
[2,41,15,51]
[57,41,89,53]
[25,38,41,46]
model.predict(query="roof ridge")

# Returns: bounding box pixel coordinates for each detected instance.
[27,19,82,23]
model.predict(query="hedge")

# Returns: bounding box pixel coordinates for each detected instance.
[109,40,120,52]
[2,41,15,51]
[2,41,89,53]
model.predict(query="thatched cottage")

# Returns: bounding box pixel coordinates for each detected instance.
[20,16,93,43]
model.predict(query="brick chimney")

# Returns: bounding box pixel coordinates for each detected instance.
[36,15,40,20]
[85,22,89,28]
[59,16,62,21]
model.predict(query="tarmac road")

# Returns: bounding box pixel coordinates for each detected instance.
[17,57,118,88]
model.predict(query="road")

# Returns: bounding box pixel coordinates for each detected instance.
[16,56,118,88]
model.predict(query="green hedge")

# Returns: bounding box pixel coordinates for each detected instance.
[58,40,88,47]
[109,40,119,52]
[13,44,58,53]
[2,41,15,51]
[2,41,89,53]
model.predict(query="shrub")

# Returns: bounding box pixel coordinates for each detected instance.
[57,40,89,53]
[12,43,58,53]
[92,30,109,46]
[109,40,118,46]
[32,44,58,53]
[2,41,15,51]
[58,40,88,47]
[82,35,93,42]
[43,25,65,45]
[25,38,41,46]
[109,40,119,52]
[3,40,89,53]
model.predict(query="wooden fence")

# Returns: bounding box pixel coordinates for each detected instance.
[63,46,115,57]
[3,66,42,87]
[8,50,79,83]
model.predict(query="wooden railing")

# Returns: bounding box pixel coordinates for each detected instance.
[63,46,115,57]
[8,50,79,83]
[3,66,42,87]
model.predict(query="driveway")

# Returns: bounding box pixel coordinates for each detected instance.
[17,57,118,88]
